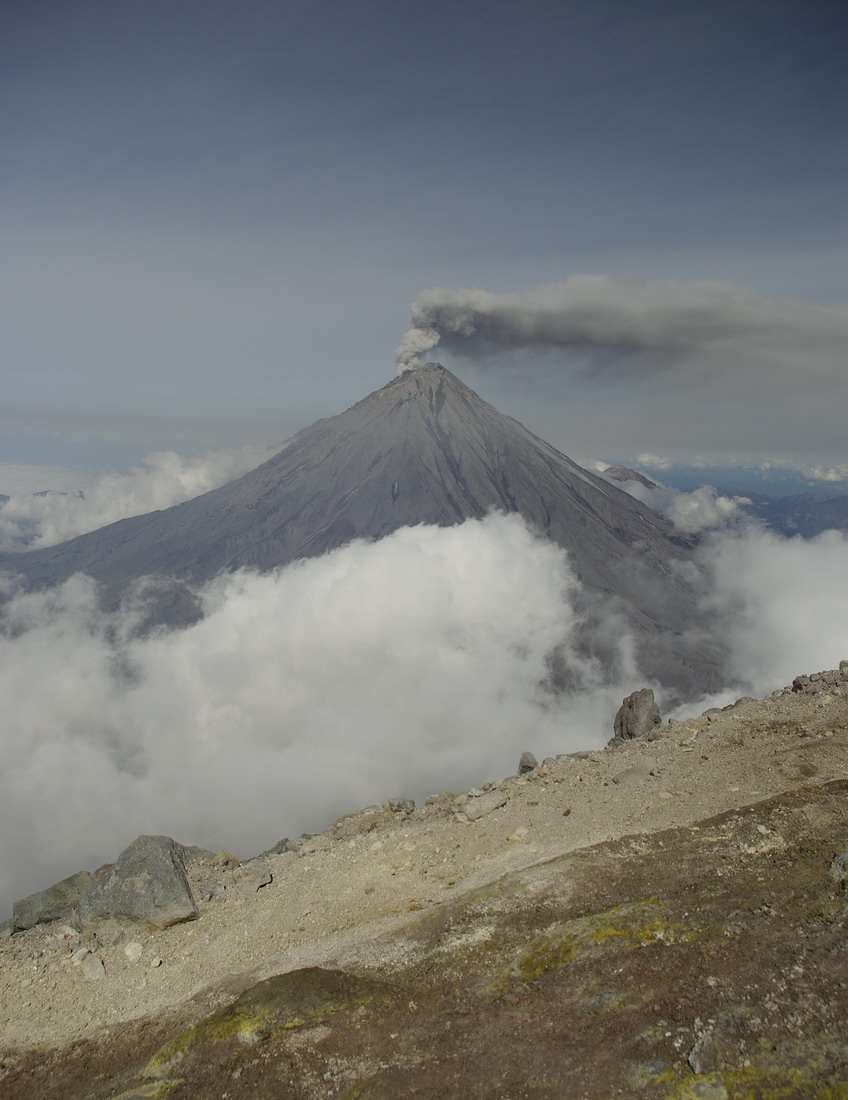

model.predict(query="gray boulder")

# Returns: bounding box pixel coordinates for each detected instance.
[76,835,198,931]
[12,870,92,931]
[613,688,661,741]
[518,752,538,775]
[232,860,272,895]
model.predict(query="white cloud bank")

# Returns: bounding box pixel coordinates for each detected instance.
[2,512,846,920]
[605,477,751,535]
[0,516,629,916]
[694,526,848,700]
[0,444,275,551]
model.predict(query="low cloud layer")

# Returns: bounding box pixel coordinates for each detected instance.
[601,474,750,535]
[395,277,848,377]
[2,512,846,919]
[0,444,275,551]
[0,516,628,915]
[692,526,848,704]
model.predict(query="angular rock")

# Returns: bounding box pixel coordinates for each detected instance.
[281,834,314,855]
[518,752,538,775]
[81,953,106,981]
[12,870,92,931]
[830,847,848,889]
[232,860,272,895]
[387,798,415,814]
[611,758,658,786]
[257,838,291,858]
[462,791,508,822]
[76,835,198,931]
[613,688,661,741]
[688,1030,722,1074]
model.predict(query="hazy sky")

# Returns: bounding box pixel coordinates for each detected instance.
[2,0,845,475]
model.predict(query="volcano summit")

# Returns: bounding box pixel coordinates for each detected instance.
[0,364,721,695]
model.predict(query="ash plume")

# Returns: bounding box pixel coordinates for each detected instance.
[394,276,848,379]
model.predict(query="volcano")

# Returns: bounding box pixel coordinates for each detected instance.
[1,364,722,695]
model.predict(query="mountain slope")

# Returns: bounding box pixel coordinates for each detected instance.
[0,364,720,693]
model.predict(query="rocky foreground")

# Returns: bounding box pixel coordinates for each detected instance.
[1,667,848,1099]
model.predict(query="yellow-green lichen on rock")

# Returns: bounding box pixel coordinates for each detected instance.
[487,897,698,996]
[144,967,393,1079]
[109,1080,185,1099]
[657,1059,848,1100]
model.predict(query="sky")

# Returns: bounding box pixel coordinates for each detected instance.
[2,0,846,483]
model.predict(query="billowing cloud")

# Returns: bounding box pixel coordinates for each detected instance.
[2,509,846,921]
[0,515,636,917]
[606,476,750,535]
[395,276,848,384]
[689,526,848,706]
[0,444,275,551]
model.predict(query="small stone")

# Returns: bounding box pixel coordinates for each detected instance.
[690,1083,728,1100]
[201,882,226,902]
[81,953,105,981]
[518,752,538,775]
[71,947,90,966]
[425,792,455,805]
[258,838,290,858]
[150,957,163,968]
[830,847,848,889]
[688,1031,722,1074]
[232,860,272,895]
[124,941,144,962]
[612,758,658,786]
[462,790,508,822]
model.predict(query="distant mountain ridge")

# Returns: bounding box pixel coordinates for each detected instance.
[713,487,848,538]
[0,364,722,695]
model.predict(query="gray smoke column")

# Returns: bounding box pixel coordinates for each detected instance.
[394,276,848,375]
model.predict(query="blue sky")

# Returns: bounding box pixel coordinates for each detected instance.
[2,0,845,476]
